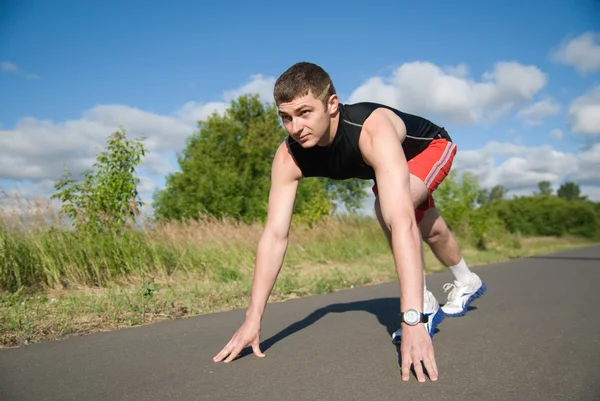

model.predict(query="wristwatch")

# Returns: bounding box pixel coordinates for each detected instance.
[400,309,428,326]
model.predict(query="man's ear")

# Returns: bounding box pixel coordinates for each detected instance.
[327,94,339,115]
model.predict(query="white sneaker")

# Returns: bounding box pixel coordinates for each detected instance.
[441,272,487,317]
[391,290,445,344]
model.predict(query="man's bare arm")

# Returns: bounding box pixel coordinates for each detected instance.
[246,139,303,321]
[359,108,423,312]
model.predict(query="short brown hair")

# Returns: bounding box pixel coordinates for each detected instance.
[273,62,336,107]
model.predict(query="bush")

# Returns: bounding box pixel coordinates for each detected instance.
[487,196,599,239]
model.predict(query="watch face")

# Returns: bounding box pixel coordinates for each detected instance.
[404,309,419,325]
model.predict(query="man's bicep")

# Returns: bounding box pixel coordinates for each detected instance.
[264,142,302,239]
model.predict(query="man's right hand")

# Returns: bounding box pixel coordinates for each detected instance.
[400,324,438,382]
[213,317,265,363]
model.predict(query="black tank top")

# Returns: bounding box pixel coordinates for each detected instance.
[286,102,451,180]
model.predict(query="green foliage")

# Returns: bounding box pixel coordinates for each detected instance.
[51,129,147,231]
[294,178,335,225]
[434,171,507,249]
[486,196,599,239]
[326,178,369,212]
[535,181,553,196]
[557,181,586,201]
[152,95,279,222]
[477,185,508,205]
[152,94,368,223]
[433,174,600,247]
[434,171,480,232]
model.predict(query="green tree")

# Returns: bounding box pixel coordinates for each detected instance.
[489,185,508,202]
[434,171,480,231]
[434,172,507,249]
[557,181,586,201]
[476,188,490,205]
[152,94,368,223]
[476,185,508,204]
[488,195,598,239]
[51,129,147,231]
[535,180,553,196]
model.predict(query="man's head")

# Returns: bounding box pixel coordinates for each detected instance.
[274,62,339,147]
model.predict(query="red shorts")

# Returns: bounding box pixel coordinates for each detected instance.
[372,138,457,223]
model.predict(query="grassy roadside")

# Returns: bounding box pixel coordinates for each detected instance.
[1,223,594,349]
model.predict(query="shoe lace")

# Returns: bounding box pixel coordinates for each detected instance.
[443,281,462,302]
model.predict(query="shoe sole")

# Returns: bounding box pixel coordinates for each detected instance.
[428,307,445,338]
[443,281,487,317]
[391,308,446,344]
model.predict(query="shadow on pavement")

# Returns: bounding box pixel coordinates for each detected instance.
[259,297,400,354]
[236,297,468,360]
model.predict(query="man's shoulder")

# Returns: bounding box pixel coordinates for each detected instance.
[272,138,305,180]
[342,101,399,114]
[341,102,407,125]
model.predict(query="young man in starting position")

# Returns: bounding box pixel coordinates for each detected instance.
[213,62,486,382]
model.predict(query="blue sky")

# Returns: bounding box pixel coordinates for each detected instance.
[1,0,600,211]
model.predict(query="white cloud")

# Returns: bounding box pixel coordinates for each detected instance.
[0,108,189,183]
[0,74,276,203]
[453,140,600,199]
[1,179,57,199]
[223,74,276,103]
[454,141,579,190]
[1,61,19,72]
[580,185,600,202]
[1,60,40,79]
[568,86,600,136]
[348,61,547,125]
[175,101,228,125]
[137,176,159,198]
[358,138,600,214]
[517,99,561,126]
[570,143,600,186]
[174,74,275,127]
[549,129,564,140]
[552,31,600,74]
[443,63,469,78]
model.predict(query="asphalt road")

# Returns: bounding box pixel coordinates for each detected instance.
[1,245,600,401]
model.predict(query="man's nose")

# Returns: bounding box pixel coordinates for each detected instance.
[291,118,304,135]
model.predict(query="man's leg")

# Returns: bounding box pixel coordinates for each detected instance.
[402,137,487,317]
[418,207,463,272]
[418,206,487,317]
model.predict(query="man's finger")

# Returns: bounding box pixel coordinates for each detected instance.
[423,357,438,381]
[401,354,412,381]
[427,346,438,379]
[213,340,235,362]
[252,339,265,358]
[224,344,244,363]
[412,356,426,383]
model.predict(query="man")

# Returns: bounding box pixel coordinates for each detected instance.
[213,62,486,382]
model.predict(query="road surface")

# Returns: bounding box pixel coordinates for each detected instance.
[1,245,599,401]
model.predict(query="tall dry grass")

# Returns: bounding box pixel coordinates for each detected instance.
[0,190,389,294]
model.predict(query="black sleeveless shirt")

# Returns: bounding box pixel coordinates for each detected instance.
[286,102,451,180]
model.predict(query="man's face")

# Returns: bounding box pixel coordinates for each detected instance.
[277,91,336,147]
